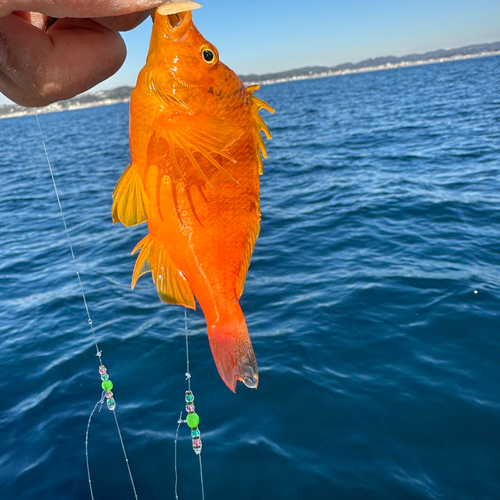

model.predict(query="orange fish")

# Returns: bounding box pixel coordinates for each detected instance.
[112,9,273,391]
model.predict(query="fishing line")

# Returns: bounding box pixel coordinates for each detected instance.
[174,412,183,500]
[35,113,139,500]
[174,309,205,500]
[185,309,191,392]
[37,111,207,499]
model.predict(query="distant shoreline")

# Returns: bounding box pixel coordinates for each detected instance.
[242,50,500,86]
[1,45,499,120]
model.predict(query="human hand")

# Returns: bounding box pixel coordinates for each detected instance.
[0,1,165,107]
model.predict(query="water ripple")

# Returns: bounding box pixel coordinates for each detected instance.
[1,57,500,500]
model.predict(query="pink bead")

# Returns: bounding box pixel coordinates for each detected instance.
[106,391,113,399]
[186,405,195,412]
[99,367,107,375]
[193,439,202,447]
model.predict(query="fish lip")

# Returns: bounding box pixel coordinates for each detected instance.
[150,67,203,96]
[162,50,206,90]
[149,77,194,112]
[168,69,203,90]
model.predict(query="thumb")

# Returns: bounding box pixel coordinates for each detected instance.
[0,0,164,18]
[0,15,126,106]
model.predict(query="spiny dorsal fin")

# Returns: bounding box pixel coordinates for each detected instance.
[247,85,274,174]
[132,234,195,309]
[231,85,273,295]
[112,163,149,226]
[152,114,244,187]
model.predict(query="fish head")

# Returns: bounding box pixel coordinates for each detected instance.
[147,10,237,113]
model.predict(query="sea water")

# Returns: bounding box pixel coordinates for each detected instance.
[0,55,499,500]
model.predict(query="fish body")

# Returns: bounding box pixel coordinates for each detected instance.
[112,10,273,391]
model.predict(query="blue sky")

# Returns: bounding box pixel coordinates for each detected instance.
[106,0,500,91]
[3,0,500,104]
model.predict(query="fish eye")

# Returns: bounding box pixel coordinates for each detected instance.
[200,45,218,65]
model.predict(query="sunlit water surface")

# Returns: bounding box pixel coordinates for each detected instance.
[1,56,500,500]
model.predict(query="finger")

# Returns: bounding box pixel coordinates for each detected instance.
[0,0,164,18]
[0,15,126,106]
[93,10,152,32]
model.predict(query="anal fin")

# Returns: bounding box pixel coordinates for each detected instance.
[132,234,195,309]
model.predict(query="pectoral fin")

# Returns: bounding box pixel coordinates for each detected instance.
[112,163,149,226]
[153,114,244,186]
[132,234,195,309]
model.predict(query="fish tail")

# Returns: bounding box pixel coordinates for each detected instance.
[207,317,258,392]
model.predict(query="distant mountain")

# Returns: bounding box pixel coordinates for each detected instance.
[1,41,499,119]
[239,41,500,84]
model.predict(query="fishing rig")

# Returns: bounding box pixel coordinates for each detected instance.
[36,2,218,497]
[35,4,207,487]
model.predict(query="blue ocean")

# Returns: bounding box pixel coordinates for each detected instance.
[1,55,500,500]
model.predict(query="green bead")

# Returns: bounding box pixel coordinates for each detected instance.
[101,374,109,381]
[191,429,200,438]
[102,380,113,391]
[185,394,194,403]
[186,413,200,428]
[107,398,115,406]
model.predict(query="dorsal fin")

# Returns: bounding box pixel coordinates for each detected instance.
[231,85,273,296]
[235,211,260,299]
[132,234,195,309]
[246,85,274,174]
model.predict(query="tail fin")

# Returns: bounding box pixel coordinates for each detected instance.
[207,320,258,392]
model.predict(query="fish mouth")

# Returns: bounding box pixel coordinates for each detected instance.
[153,8,213,93]
[166,12,185,29]
[151,10,204,91]
[155,9,193,40]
